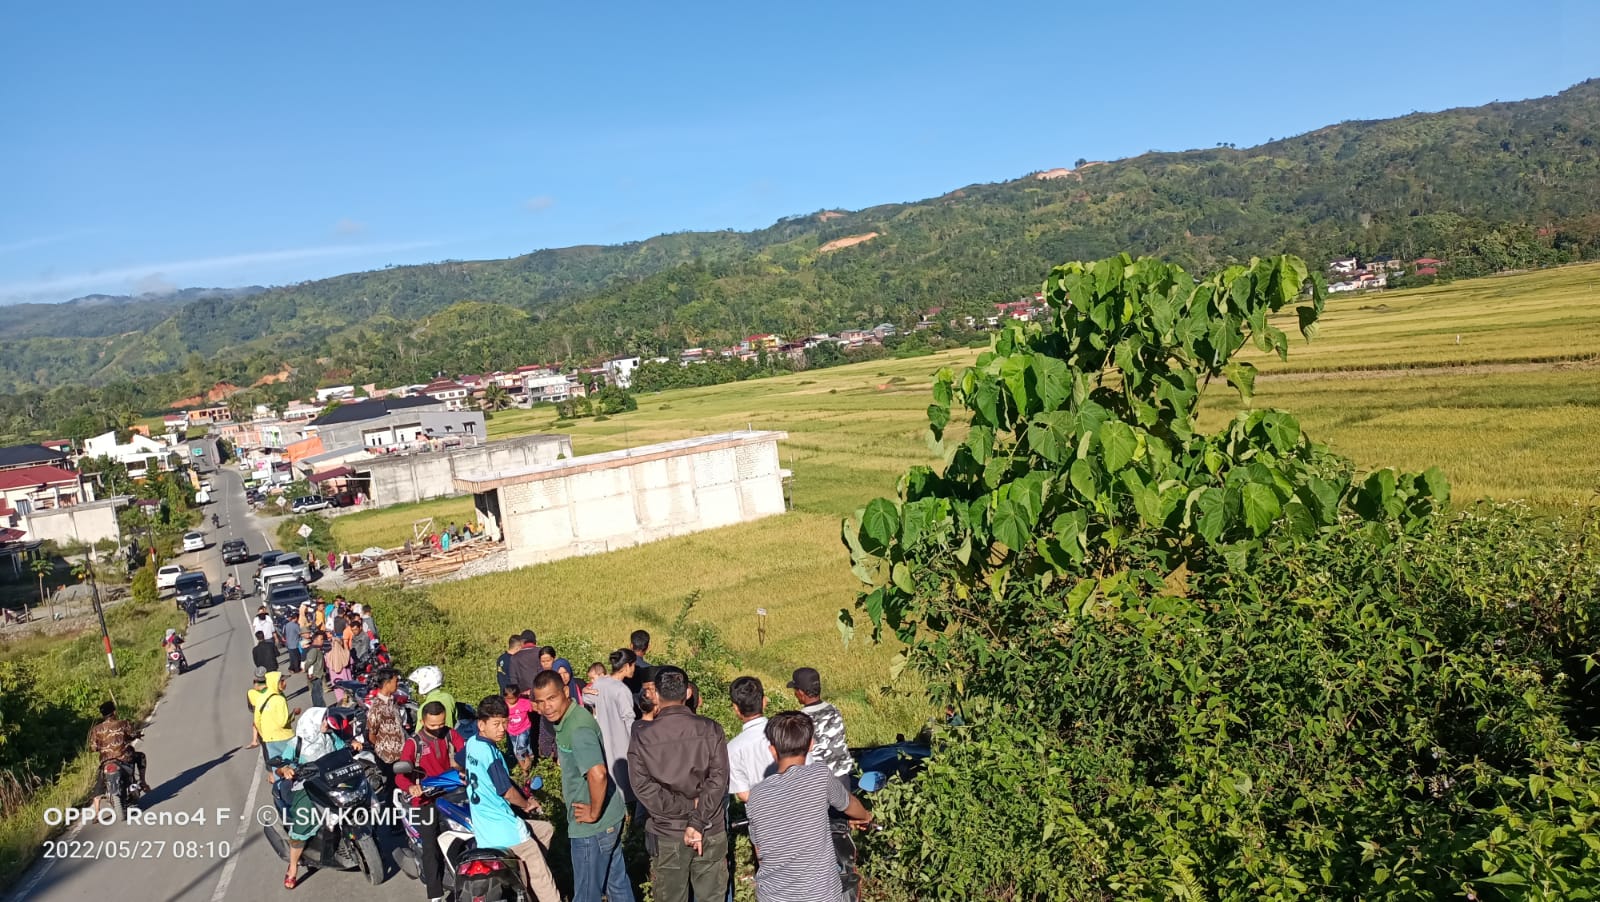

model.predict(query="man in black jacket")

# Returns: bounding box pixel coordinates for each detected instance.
[626,666,729,902]
[252,631,278,672]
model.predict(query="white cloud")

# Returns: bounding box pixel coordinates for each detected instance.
[334,218,367,235]
[523,195,555,213]
[133,272,177,296]
[0,239,444,302]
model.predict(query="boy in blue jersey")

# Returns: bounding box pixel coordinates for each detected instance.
[465,695,560,902]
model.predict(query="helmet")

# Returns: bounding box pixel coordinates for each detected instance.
[409,665,443,696]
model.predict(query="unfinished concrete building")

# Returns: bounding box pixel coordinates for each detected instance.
[455,430,788,568]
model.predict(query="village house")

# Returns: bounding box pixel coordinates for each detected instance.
[0,443,70,474]
[421,379,472,411]
[185,405,232,427]
[1329,257,1359,275]
[602,356,641,389]
[82,430,178,480]
[0,463,95,514]
[314,385,356,403]
[524,372,580,404]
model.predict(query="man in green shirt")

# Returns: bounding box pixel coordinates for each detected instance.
[530,670,633,902]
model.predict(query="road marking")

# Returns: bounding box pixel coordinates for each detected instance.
[208,760,261,902]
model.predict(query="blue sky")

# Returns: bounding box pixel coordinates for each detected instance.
[1,1,1596,304]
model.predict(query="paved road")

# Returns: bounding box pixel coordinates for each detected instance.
[14,468,411,902]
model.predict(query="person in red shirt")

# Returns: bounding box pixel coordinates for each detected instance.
[395,701,467,902]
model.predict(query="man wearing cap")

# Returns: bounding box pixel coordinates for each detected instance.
[789,668,855,782]
[251,606,276,646]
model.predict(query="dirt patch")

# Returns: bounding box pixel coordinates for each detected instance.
[1035,168,1079,181]
[817,210,844,221]
[817,232,880,254]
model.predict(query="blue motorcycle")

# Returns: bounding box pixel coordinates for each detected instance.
[393,763,543,902]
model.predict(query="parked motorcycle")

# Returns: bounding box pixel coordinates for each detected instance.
[166,647,188,675]
[100,741,145,822]
[262,746,386,886]
[393,765,543,897]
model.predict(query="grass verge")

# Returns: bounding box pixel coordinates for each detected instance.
[0,599,183,887]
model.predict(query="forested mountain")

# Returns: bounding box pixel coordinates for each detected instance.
[4,79,1600,432]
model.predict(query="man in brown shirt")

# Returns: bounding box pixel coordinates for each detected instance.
[626,666,729,902]
[89,700,147,800]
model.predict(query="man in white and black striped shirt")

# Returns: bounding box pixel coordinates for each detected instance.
[745,711,872,902]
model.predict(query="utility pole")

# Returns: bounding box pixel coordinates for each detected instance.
[84,548,116,675]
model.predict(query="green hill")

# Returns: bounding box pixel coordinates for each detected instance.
[3,79,1599,415]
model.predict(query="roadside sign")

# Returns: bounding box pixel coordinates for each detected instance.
[297,524,313,539]
[275,496,287,508]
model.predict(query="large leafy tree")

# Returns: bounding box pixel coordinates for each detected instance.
[842,254,1599,900]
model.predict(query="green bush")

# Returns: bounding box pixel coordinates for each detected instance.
[843,254,1600,900]
[130,565,157,604]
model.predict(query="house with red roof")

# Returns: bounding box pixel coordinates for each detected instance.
[0,465,94,515]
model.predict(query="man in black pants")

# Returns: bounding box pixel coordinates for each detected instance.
[395,701,467,902]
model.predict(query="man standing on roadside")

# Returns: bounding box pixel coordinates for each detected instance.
[531,671,634,902]
[788,667,855,782]
[252,606,275,645]
[726,676,771,802]
[302,631,326,708]
[280,615,303,674]
[628,665,729,902]
[251,670,296,784]
[252,631,278,673]
[508,630,544,702]
[366,668,407,798]
[590,649,638,803]
[496,634,523,694]
[745,712,874,902]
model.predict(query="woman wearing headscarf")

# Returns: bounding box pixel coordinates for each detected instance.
[274,708,347,889]
[552,658,584,706]
[324,630,353,704]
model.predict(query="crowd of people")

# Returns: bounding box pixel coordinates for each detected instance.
[94,587,876,902]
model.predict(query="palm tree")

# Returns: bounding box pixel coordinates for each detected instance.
[480,382,512,412]
[29,555,53,619]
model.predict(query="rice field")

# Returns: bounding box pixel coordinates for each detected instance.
[339,264,1600,743]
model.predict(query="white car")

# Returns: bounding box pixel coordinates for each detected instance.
[156,564,185,592]
[182,532,206,553]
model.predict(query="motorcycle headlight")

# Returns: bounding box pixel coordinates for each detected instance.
[327,786,365,806]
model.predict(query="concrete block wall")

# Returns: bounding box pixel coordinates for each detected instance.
[485,434,786,569]
[363,434,572,507]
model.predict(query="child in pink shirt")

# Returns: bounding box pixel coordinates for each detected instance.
[503,685,534,768]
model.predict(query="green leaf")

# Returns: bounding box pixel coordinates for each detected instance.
[1031,353,1071,411]
[926,404,949,434]
[835,609,855,647]
[1069,458,1099,500]
[859,498,900,554]
[931,375,953,407]
[1241,483,1280,536]
[1052,509,1088,558]
[1420,465,1450,502]
[1476,873,1528,886]
[891,562,915,594]
[1025,412,1072,464]
[1282,499,1317,538]
[1125,471,1163,527]
[1195,488,1227,545]
[991,499,1032,553]
[1261,411,1301,454]
[1099,421,1137,472]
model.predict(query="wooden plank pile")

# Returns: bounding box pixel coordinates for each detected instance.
[342,537,500,584]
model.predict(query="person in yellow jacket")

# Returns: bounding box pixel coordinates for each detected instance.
[248,668,297,782]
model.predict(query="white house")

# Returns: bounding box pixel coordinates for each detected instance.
[603,356,642,389]
[524,373,578,404]
[315,385,356,403]
[422,379,472,411]
[1329,257,1359,275]
[82,430,176,480]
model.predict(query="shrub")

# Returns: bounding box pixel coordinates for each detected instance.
[130,565,157,604]
[843,254,1600,900]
